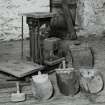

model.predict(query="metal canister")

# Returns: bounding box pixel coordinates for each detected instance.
[56,60,79,96]
[31,72,53,100]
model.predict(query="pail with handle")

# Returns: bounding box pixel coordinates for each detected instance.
[56,60,79,96]
[31,71,53,100]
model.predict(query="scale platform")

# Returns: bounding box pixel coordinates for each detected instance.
[0,60,44,78]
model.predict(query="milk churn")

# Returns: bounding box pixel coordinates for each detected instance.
[56,60,79,96]
[31,71,53,100]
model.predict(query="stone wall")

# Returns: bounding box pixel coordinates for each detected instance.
[0,0,105,41]
[77,0,105,36]
[0,0,49,41]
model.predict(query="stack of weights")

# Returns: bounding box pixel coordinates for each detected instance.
[56,60,79,96]
[43,37,60,61]
[31,71,53,100]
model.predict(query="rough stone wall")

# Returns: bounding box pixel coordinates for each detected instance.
[1,0,105,40]
[0,0,49,41]
[77,0,105,36]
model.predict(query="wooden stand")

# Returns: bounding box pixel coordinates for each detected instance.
[21,12,55,64]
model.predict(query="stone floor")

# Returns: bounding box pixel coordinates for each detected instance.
[0,36,105,105]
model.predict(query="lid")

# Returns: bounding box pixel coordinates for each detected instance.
[32,71,48,83]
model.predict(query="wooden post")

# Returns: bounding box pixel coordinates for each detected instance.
[21,16,24,59]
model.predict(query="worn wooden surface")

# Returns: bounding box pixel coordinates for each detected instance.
[0,60,44,78]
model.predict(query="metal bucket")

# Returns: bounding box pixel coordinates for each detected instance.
[31,72,53,100]
[56,61,79,96]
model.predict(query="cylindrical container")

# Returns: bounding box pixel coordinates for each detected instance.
[69,44,94,68]
[56,61,79,96]
[56,68,79,96]
[80,69,104,94]
[31,72,53,100]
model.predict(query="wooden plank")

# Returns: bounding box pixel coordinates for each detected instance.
[0,60,44,78]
